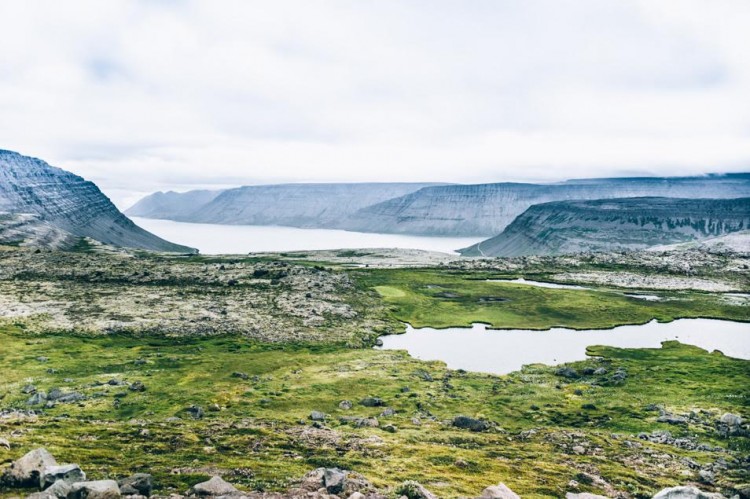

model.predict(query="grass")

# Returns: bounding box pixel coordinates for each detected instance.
[1,327,748,498]
[359,268,750,330]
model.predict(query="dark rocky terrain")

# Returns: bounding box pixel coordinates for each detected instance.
[0,150,194,253]
[461,197,750,257]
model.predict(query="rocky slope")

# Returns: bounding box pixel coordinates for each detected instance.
[348,175,750,236]
[461,197,750,257]
[127,183,441,228]
[0,150,195,252]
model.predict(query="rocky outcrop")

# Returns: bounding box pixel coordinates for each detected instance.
[0,448,57,488]
[651,486,726,498]
[0,150,195,253]
[462,197,750,257]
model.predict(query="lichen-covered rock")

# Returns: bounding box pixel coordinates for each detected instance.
[69,480,121,499]
[395,481,438,499]
[28,479,73,499]
[565,493,609,499]
[118,473,153,496]
[0,448,58,488]
[323,468,346,494]
[41,464,86,489]
[479,483,520,499]
[652,486,726,499]
[452,416,491,432]
[188,476,240,496]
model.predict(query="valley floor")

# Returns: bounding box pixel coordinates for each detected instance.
[0,246,748,498]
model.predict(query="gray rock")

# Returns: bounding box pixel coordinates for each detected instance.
[360,397,385,407]
[27,392,48,406]
[380,408,396,417]
[452,416,491,432]
[129,382,146,392]
[22,384,38,394]
[118,473,153,497]
[323,468,346,494]
[339,400,353,410]
[652,486,726,499]
[56,392,85,404]
[41,464,86,490]
[185,406,204,420]
[310,411,327,422]
[566,494,609,499]
[0,437,10,449]
[188,476,240,496]
[30,479,73,499]
[555,367,579,379]
[657,414,688,425]
[699,469,715,485]
[480,483,521,499]
[719,413,743,427]
[68,480,121,499]
[1,447,58,488]
[396,480,438,499]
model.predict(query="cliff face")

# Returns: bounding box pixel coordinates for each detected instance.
[0,150,196,253]
[461,197,750,257]
[347,176,750,236]
[128,175,750,236]
[138,183,442,228]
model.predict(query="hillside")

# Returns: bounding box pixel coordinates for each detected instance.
[461,197,750,257]
[0,150,196,253]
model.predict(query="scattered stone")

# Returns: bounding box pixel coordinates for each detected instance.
[565,494,609,499]
[452,416,491,432]
[657,413,689,425]
[22,384,38,394]
[231,372,249,380]
[186,405,204,420]
[555,367,579,379]
[339,400,353,410]
[27,392,47,406]
[360,397,385,407]
[1,447,58,487]
[0,437,10,449]
[188,476,240,496]
[56,392,85,404]
[28,479,72,499]
[719,413,743,426]
[118,473,153,496]
[41,464,86,489]
[310,411,327,422]
[323,468,346,494]
[380,407,396,417]
[108,380,126,386]
[699,469,715,485]
[414,370,434,382]
[69,480,121,499]
[129,382,146,392]
[593,368,608,375]
[383,424,398,433]
[479,483,520,499]
[652,486,726,499]
[396,480,438,499]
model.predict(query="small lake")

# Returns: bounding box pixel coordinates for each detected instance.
[377,319,750,375]
[132,217,483,255]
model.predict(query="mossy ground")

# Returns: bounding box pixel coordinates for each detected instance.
[0,251,748,498]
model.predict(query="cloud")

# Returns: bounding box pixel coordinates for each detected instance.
[0,0,748,207]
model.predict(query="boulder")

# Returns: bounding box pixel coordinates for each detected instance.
[1,448,58,488]
[339,400,353,410]
[323,468,346,494]
[188,476,240,496]
[0,437,10,449]
[41,464,86,489]
[452,416,491,432]
[28,479,73,499]
[118,473,153,496]
[652,486,726,499]
[555,367,579,379]
[310,411,327,422]
[480,483,520,499]
[68,480,121,499]
[565,494,609,499]
[360,397,385,407]
[27,392,48,406]
[185,406,204,420]
[396,480,438,499]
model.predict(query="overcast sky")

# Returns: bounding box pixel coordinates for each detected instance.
[1,0,749,208]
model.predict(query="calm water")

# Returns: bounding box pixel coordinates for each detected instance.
[377,319,750,375]
[133,217,483,255]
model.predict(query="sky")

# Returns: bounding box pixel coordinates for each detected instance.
[1,0,749,208]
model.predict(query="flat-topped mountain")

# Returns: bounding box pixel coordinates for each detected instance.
[128,175,750,236]
[127,183,441,227]
[461,197,750,257]
[0,150,195,252]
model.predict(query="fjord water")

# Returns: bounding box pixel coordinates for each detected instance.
[132,217,483,254]
[378,319,750,375]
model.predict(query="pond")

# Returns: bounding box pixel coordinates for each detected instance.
[377,319,750,375]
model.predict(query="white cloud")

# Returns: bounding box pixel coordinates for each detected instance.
[0,0,748,207]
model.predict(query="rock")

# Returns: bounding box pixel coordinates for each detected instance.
[657,414,688,425]
[0,437,10,449]
[69,480,121,499]
[118,473,153,497]
[652,486,726,499]
[22,384,38,394]
[380,408,396,417]
[310,411,327,422]
[1,447,58,487]
[396,480,438,499]
[339,400,353,410]
[231,372,249,380]
[383,424,398,433]
[108,379,126,386]
[323,468,346,494]
[479,483,521,499]
[452,416,491,432]
[56,392,85,404]
[720,413,743,426]
[699,469,715,485]
[129,382,146,392]
[555,367,579,379]
[565,494,609,499]
[188,476,239,496]
[41,464,86,489]
[48,388,64,401]
[736,486,750,499]
[348,493,366,499]
[28,480,73,499]
[360,397,385,407]
[593,368,608,375]
[27,392,48,406]
[186,406,204,420]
